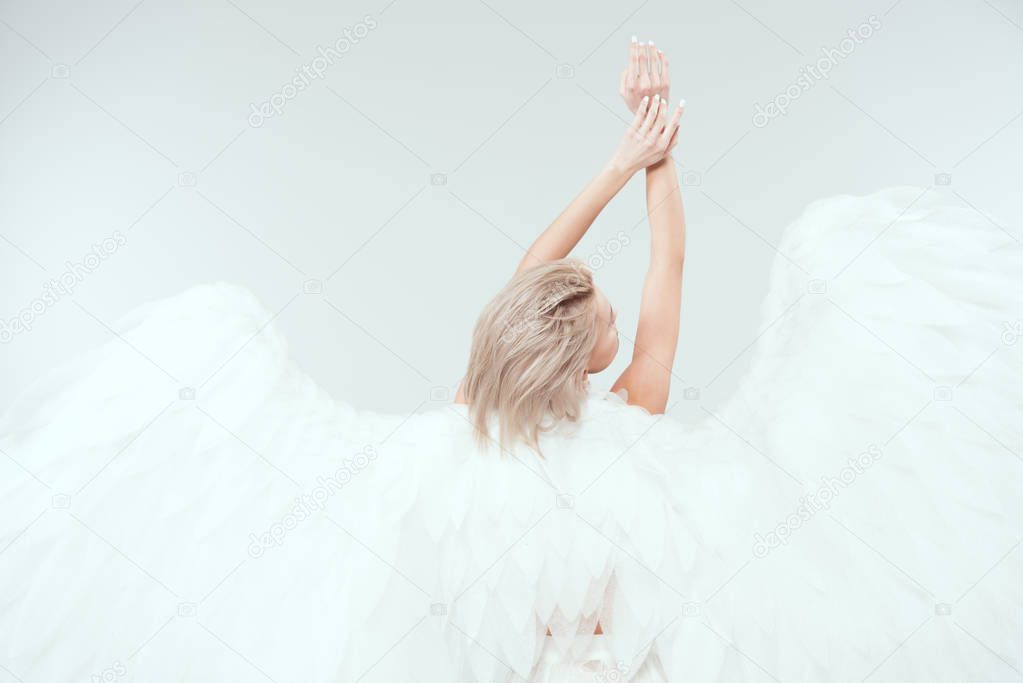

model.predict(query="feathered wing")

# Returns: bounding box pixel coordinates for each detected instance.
[443,185,1023,680]
[2,186,1021,682]
[0,283,455,682]
[620,186,1023,680]
[0,282,683,682]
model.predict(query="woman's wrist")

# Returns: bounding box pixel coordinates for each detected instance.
[646,157,669,173]
[604,156,638,180]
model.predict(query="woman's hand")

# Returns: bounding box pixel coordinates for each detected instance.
[609,95,684,175]
[620,38,670,113]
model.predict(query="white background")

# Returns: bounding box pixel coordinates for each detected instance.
[2,0,1021,420]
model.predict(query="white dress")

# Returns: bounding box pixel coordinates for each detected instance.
[1,187,1021,682]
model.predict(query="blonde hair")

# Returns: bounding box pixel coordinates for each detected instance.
[462,258,599,455]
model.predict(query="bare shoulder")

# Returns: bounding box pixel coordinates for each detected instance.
[610,358,669,415]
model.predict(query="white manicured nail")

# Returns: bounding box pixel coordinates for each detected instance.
[680,98,686,108]
[631,35,638,43]
[648,40,655,46]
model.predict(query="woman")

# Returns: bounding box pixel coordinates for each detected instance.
[456,43,685,449]
[1,42,1020,682]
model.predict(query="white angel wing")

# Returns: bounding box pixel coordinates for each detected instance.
[2,187,1020,682]
[440,185,1023,681]
[0,283,687,681]
[0,283,449,681]
[622,186,1023,680]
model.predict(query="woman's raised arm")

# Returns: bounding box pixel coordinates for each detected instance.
[455,95,678,405]
[515,95,675,274]
[612,44,687,414]
[515,165,631,274]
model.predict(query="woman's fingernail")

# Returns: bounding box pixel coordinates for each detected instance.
[679,98,687,108]
[662,98,668,107]
[631,35,638,43]
[648,40,655,46]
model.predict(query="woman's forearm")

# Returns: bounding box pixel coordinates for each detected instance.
[633,157,685,367]
[516,163,633,273]
[610,154,685,413]
[645,158,686,270]
[516,93,681,275]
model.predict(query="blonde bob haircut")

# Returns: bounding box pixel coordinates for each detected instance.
[461,258,600,455]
